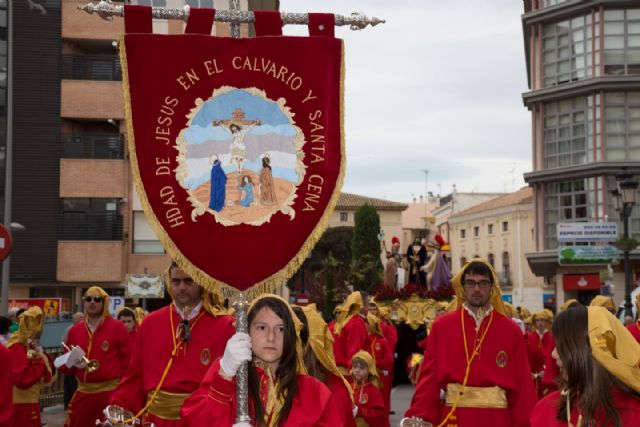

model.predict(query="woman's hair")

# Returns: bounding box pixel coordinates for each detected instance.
[243,175,253,185]
[247,297,298,426]
[553,305,630,427]
[291,306,327,383]
[262,156,271,170]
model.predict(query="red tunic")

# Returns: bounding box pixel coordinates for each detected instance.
[527,330,555,398]
[109,305,235,427]
[61,316,131,427]
[0,345,12,426]
[180,360,342,426]
[530,388,640,426]
[333,315,370,369]
[405,308,537,427]
[9,342,52,427]
[541,351,559,396]
[626,321,640,343]
[380,321,397,353]
[369,334,393,414]
[326,373,356,427]
[348,378,389,427]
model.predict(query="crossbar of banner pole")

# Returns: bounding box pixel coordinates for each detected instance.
[78,1,386,31]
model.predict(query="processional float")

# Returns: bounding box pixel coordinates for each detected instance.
[78,1,384,425]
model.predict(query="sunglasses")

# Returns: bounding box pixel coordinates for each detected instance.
[84,296,102,303]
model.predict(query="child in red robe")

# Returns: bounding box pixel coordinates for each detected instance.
[349,350,389,427]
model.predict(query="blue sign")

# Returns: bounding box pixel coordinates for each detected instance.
[501,294,513,304]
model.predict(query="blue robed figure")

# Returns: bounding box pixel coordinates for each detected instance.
[208,158,227,211]
[237,175,254,208]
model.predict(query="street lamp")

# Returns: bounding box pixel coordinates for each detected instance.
[611,170,639,319]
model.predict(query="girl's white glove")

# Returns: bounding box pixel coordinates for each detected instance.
[220,332,252,378]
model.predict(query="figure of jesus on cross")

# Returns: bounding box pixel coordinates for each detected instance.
[212,108,261,174]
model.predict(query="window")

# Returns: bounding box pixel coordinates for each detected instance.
[60,198,123,241]
[544,178,602,249]
[473,226,480,237]
[502,221,509,232]
[501,252,511,288]
[487,224,494,234]
[339,212,348,222]
[543,96,594,169]
[603,9,640,76]
[460,229,466,239]
[604,92,640,161]
[487,253,495,268]
[133,211,165,254]
[542,13,596,87]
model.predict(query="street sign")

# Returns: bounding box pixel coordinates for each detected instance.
[0,223,13,261]
[108,296,125,317]
[558,245,620,265]
[557,222,617,243]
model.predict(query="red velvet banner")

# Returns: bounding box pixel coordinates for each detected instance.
[122,10,344,296]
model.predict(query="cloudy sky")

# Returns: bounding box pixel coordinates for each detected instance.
[280,0,531,203]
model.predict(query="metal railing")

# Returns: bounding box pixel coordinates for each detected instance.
[62,54,122,81]
[59,211,124,240]
[62,133,124,159]
[40,347,64,409]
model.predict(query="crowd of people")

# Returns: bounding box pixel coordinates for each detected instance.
[0,258,639,426]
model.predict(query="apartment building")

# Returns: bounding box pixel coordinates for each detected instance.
[522,0,640,308]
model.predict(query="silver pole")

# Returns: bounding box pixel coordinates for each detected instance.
[0,0,13,316]
[77,1,386,30]
[229,0,240,39]
[232,293,251,424]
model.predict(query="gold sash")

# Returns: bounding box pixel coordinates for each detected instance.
[444,383,507,409]
[13,384,41,404]
[147,390,190,420]
[77,378,120,394]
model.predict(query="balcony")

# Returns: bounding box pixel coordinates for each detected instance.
[61,79,123,119]
[62,0,124,41]
[62,133,124,159]
[60,159,126,198]
[59,212,124,241]
[62,54,122,81]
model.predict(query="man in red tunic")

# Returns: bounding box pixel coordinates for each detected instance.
[527,309,555,398]
[108,262,235,427]
[7,306,53,427]
[333,291,370,375]
[625,293,640,343]
[402,258,536,427]
[61,286,131,427]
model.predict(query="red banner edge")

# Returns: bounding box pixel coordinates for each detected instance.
[121,36,347,301]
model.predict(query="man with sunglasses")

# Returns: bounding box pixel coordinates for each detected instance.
[61,286,131,427]
[401,259,536,427]
[108,262,235,427]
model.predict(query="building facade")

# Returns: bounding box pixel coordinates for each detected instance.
[5,0,278,312]
[449,187,547,311]
[522,0,640,309]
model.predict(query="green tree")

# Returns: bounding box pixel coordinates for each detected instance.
[350,204,383,292]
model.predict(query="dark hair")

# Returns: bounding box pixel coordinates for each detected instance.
[230,124,241,132]
[553,306,634,427]
[117,308,136,321]
[262,157,272,170]
[247,297,298,426]
[462,261,493,283]
[291,306,327,383]
[16,309,26,318]
[0,316,10,335]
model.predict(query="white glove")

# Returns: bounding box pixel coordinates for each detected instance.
[352,405,358,417]
[220,332,252,378]
[67,346,86,369]
[232,423,252,427]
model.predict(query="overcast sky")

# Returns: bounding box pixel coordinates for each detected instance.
[279,0,531,203]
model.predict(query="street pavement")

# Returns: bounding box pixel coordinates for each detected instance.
[41,384,416,426]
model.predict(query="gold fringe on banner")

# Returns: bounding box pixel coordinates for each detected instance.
[120,36,346,301]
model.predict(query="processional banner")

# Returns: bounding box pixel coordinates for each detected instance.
[122,7,345,296]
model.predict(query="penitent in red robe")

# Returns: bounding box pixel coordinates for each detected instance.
[626,321,640,344]
[530,387,640,426]
[0,345,13,427]
[369,334,393,415]
[110,305,235,427]
[333,315,370,370]
[9,342,53,427]
[404,308,537,427]
[325,373,356,427]
[61,317,131,427]
[180,360,342,426]
[527,329,555,399]
[348,377,389,427]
